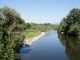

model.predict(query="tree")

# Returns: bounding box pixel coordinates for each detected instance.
[58,8,80,37]
[25,23,31,29]
[0,6,26,60]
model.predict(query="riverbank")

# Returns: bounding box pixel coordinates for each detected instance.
[24,32,45,45]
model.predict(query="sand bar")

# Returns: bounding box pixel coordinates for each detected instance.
[24,32,45,45]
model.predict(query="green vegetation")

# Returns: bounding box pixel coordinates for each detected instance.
[0,6,58,60]
[29,23,58,32]
[23,29,41,38]
[21,22,58,39]
[23,23,58,39]
[0,6,26,60]
[58,8,80,38]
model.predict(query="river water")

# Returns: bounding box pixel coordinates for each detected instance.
[19,30,80,60]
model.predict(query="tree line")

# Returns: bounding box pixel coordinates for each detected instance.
[26,22,58,32]
[58,8,80,38]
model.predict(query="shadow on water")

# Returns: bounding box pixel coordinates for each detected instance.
[19,44,32,54]
[58,33,80,60]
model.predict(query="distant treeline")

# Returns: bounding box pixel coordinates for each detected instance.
[58,8,80,38]
[25,22,58,32]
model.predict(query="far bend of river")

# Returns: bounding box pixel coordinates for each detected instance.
[19,30,80,60]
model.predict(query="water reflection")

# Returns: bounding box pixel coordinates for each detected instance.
[58,33,80,60]
[19,44,32,54]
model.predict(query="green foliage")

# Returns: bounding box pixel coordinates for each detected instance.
[25,23,31,29]
[58,8,80,37]
[0,32,24,60]
[30,23,58,32]
[0,6,26,32]
[78,35,80,39]
[0,6,25,60]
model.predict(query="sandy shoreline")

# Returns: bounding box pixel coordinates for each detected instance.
[24,32,45,45]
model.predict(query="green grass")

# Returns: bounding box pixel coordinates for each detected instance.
[22,29,41,39]
[26,31,41,38]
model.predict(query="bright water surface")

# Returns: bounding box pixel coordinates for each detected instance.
[19,30,80,60]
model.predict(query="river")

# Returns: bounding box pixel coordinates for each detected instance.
[19,30,80,60]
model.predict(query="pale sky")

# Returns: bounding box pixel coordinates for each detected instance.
[0,0,80,24]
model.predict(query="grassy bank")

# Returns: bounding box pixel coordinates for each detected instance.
[23,29,45,45]
[22,29,41,39]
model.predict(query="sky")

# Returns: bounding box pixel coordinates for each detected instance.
[0,0,80,24]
